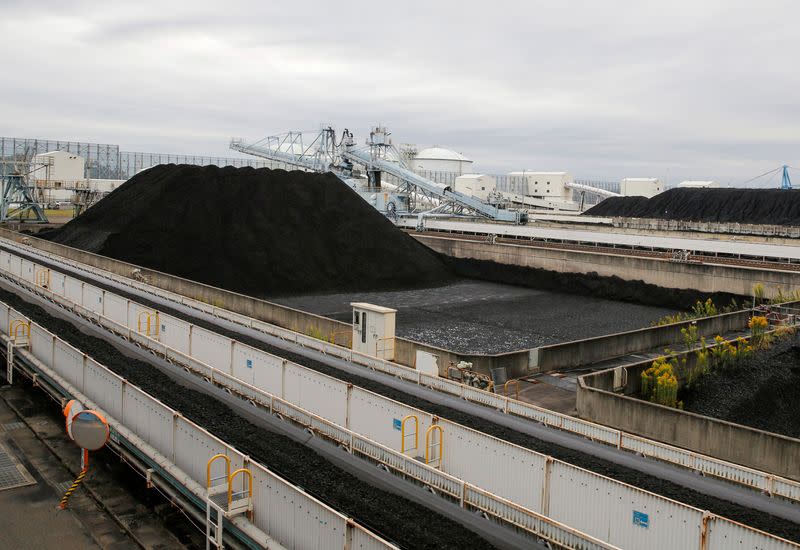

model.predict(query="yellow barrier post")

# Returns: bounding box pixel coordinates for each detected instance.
[504,380,520,400]
[137,311,151,335]
[34,268,50,289]
[9,320,30,344]
[400,414,418,454]
[425,425,444,468]
[206,454,231,489]
[228,468,253,519]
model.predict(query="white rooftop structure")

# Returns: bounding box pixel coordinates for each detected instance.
[678,180,717,188]
[620,177,663,198]
[414,147,472,162]
[412,147,473,175]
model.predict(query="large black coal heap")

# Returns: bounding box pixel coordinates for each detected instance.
[45,164,452,296]
[586,187,800,225]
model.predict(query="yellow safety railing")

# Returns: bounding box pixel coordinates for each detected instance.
[400,414,418,454]
[425,425,444,468]
[8,319,30,343]
[34,268,50,289]
[228,468,252,507]
[376,336,395,360]
[206,454,231,489]
[137,311,160,337]
[504,379,520,400]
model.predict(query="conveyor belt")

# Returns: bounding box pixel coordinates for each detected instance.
[5,241,800,539]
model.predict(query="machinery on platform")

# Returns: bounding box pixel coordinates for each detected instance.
[232,126,529,224]
[0,147,49,223]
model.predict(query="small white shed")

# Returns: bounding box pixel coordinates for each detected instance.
[454,174,497,201]
[351,302,396,361]
[620,178,663,198]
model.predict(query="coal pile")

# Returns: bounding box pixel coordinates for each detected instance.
[585,188,800,225]
[683,336,800,438]
[45,165,452,296]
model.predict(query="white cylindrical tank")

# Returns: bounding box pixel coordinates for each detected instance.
[620,178,663,197]
[412,147,473,175]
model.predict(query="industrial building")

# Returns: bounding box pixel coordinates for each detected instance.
[619,177,663,197]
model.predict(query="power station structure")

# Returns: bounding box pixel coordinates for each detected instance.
[233,126,530,224]
[231,125,644,224]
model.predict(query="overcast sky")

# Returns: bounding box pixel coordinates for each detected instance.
[3,1,799,186]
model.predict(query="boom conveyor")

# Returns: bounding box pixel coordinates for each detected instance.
[342,145,526,223]
[231,126,528,224]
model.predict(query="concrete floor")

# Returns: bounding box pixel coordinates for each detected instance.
[273,279,674,354]
[0,384,194,550]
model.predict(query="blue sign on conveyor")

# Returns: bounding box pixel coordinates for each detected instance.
[393,418,402,431]
[633,510,649,528]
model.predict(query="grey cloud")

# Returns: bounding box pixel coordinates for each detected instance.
[3,0,799,186]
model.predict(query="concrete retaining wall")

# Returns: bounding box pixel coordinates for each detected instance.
[414,234,800,296]
[0,229,537,377]
[577,348,800,481]
[534,309,752,371]
[612,217,800,240]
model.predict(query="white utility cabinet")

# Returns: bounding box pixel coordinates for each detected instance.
[351,302,396,361]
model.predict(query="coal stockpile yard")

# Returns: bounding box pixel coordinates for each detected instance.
[11,8,800,549]
[683,335,800,438]
[44,164,452,296]
[273,279,674,354]
[5,255,796,543]
[585,187,800,225]
[42,164,692,355]
[0,287,496,550]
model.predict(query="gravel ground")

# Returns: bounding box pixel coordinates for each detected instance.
[273,279,674,354]
[683,334,800,438]
[0,288,494,550]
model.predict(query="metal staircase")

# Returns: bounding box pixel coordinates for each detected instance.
[205,454,253,549]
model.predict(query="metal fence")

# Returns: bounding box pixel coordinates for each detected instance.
[0,136,272,180]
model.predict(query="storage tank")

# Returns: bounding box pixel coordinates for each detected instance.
[620,178,663,198]
[454,174,496,200]
[412,147,473,174]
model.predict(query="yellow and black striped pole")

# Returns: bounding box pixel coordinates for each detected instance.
[59,468,87,510]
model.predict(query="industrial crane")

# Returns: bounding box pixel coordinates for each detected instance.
[231,126,528,224]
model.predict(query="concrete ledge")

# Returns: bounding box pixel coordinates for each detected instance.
[535,309,751,370]
[577,364,800,481]
[612,217,800,239]
[0,228,536,377]
[414,233,800,296]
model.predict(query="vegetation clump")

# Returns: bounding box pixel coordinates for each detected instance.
[641,356,682,408]
[655,298,738,326]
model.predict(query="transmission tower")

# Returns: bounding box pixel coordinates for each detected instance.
[782,165,793,190]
